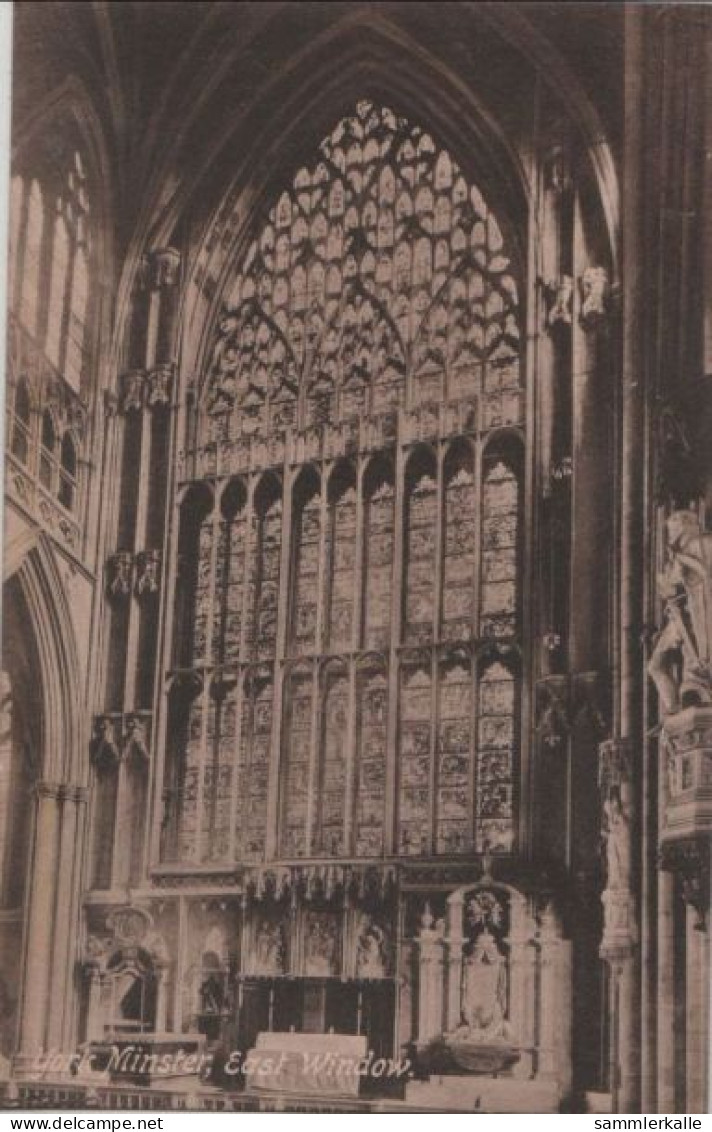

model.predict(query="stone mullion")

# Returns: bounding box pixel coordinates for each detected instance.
[306,471,329,852]
[385,441,406,855]
[228,673,246,862]
[111,745,130,888]
[193,504,220,863]
[467,649,477,852]
[344,460,366,854]
[352,457,366,652]
[229,479,255,862]
[265,468,292,858]
[472,431,485,850]
[429,445,445,852]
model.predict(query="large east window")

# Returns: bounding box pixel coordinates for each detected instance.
[163,100,524,865]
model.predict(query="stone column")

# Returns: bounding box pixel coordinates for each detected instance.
[444,891,464,1032]
[415,906,444,1045]
[18,782,61,1056]
[84,966,105,1044]
[508,895,535,1080]
[685,903,708,1114]
[656,869,675,1111]
[46,786,87,1050]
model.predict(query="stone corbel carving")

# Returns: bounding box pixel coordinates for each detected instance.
[121,370,146,413]
[135,549,161,596]
[91,716,120,768]
[545,276,574,327]
[107,551,134,598]
[579,267,609,330]
[149,247,181,289]
[648,510,712,716]
[124,714,150,762]
[146,364,174,408]
[659,838,710,930]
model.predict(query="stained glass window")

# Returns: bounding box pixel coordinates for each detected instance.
[362,463,394,650]
[398,663,432,856]
[437,659,473,853]
[166,99,524,866]
[204,100,519,436]
[326,467,357,652]
[476,661,517,852]
[355,667,388,856]
[404,452,438,644]
[290,472,321,653]
[280,669,313,857]
[315,668,349,855]
[237,672,273,861]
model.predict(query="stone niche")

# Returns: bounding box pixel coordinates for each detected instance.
[411,882,572,1111]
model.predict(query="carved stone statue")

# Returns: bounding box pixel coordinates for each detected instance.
[602,785,631,891]
[254,919,285,976]
[356,918,387,979]
[448,928,513,1045]
[648,510,712,714]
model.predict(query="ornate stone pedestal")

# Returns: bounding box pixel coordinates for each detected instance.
[661,706,712,843]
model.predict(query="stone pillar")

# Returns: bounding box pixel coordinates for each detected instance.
[656,869,675,1111]
[444,891,464,1032]
[154,962,169,1034]
[685,904,708,1114]
[18,782,61,1056]
[84,966,105,1043]
[538,901,569,1085]
[46,786,87,1050]
[415,905,444,1045]
[508,896,535,1080]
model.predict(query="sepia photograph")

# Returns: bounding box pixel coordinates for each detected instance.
[0,0,710,1116]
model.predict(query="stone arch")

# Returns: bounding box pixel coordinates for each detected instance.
[5,531,85,786]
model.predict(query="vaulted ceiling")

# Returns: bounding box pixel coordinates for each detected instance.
[13,2,625,278]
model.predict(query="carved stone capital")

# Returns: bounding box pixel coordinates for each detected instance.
[148,247,181,289]
[34,780,63,802]
[659,837,710,930]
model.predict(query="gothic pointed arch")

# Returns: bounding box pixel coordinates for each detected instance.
[9,530,85,786]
